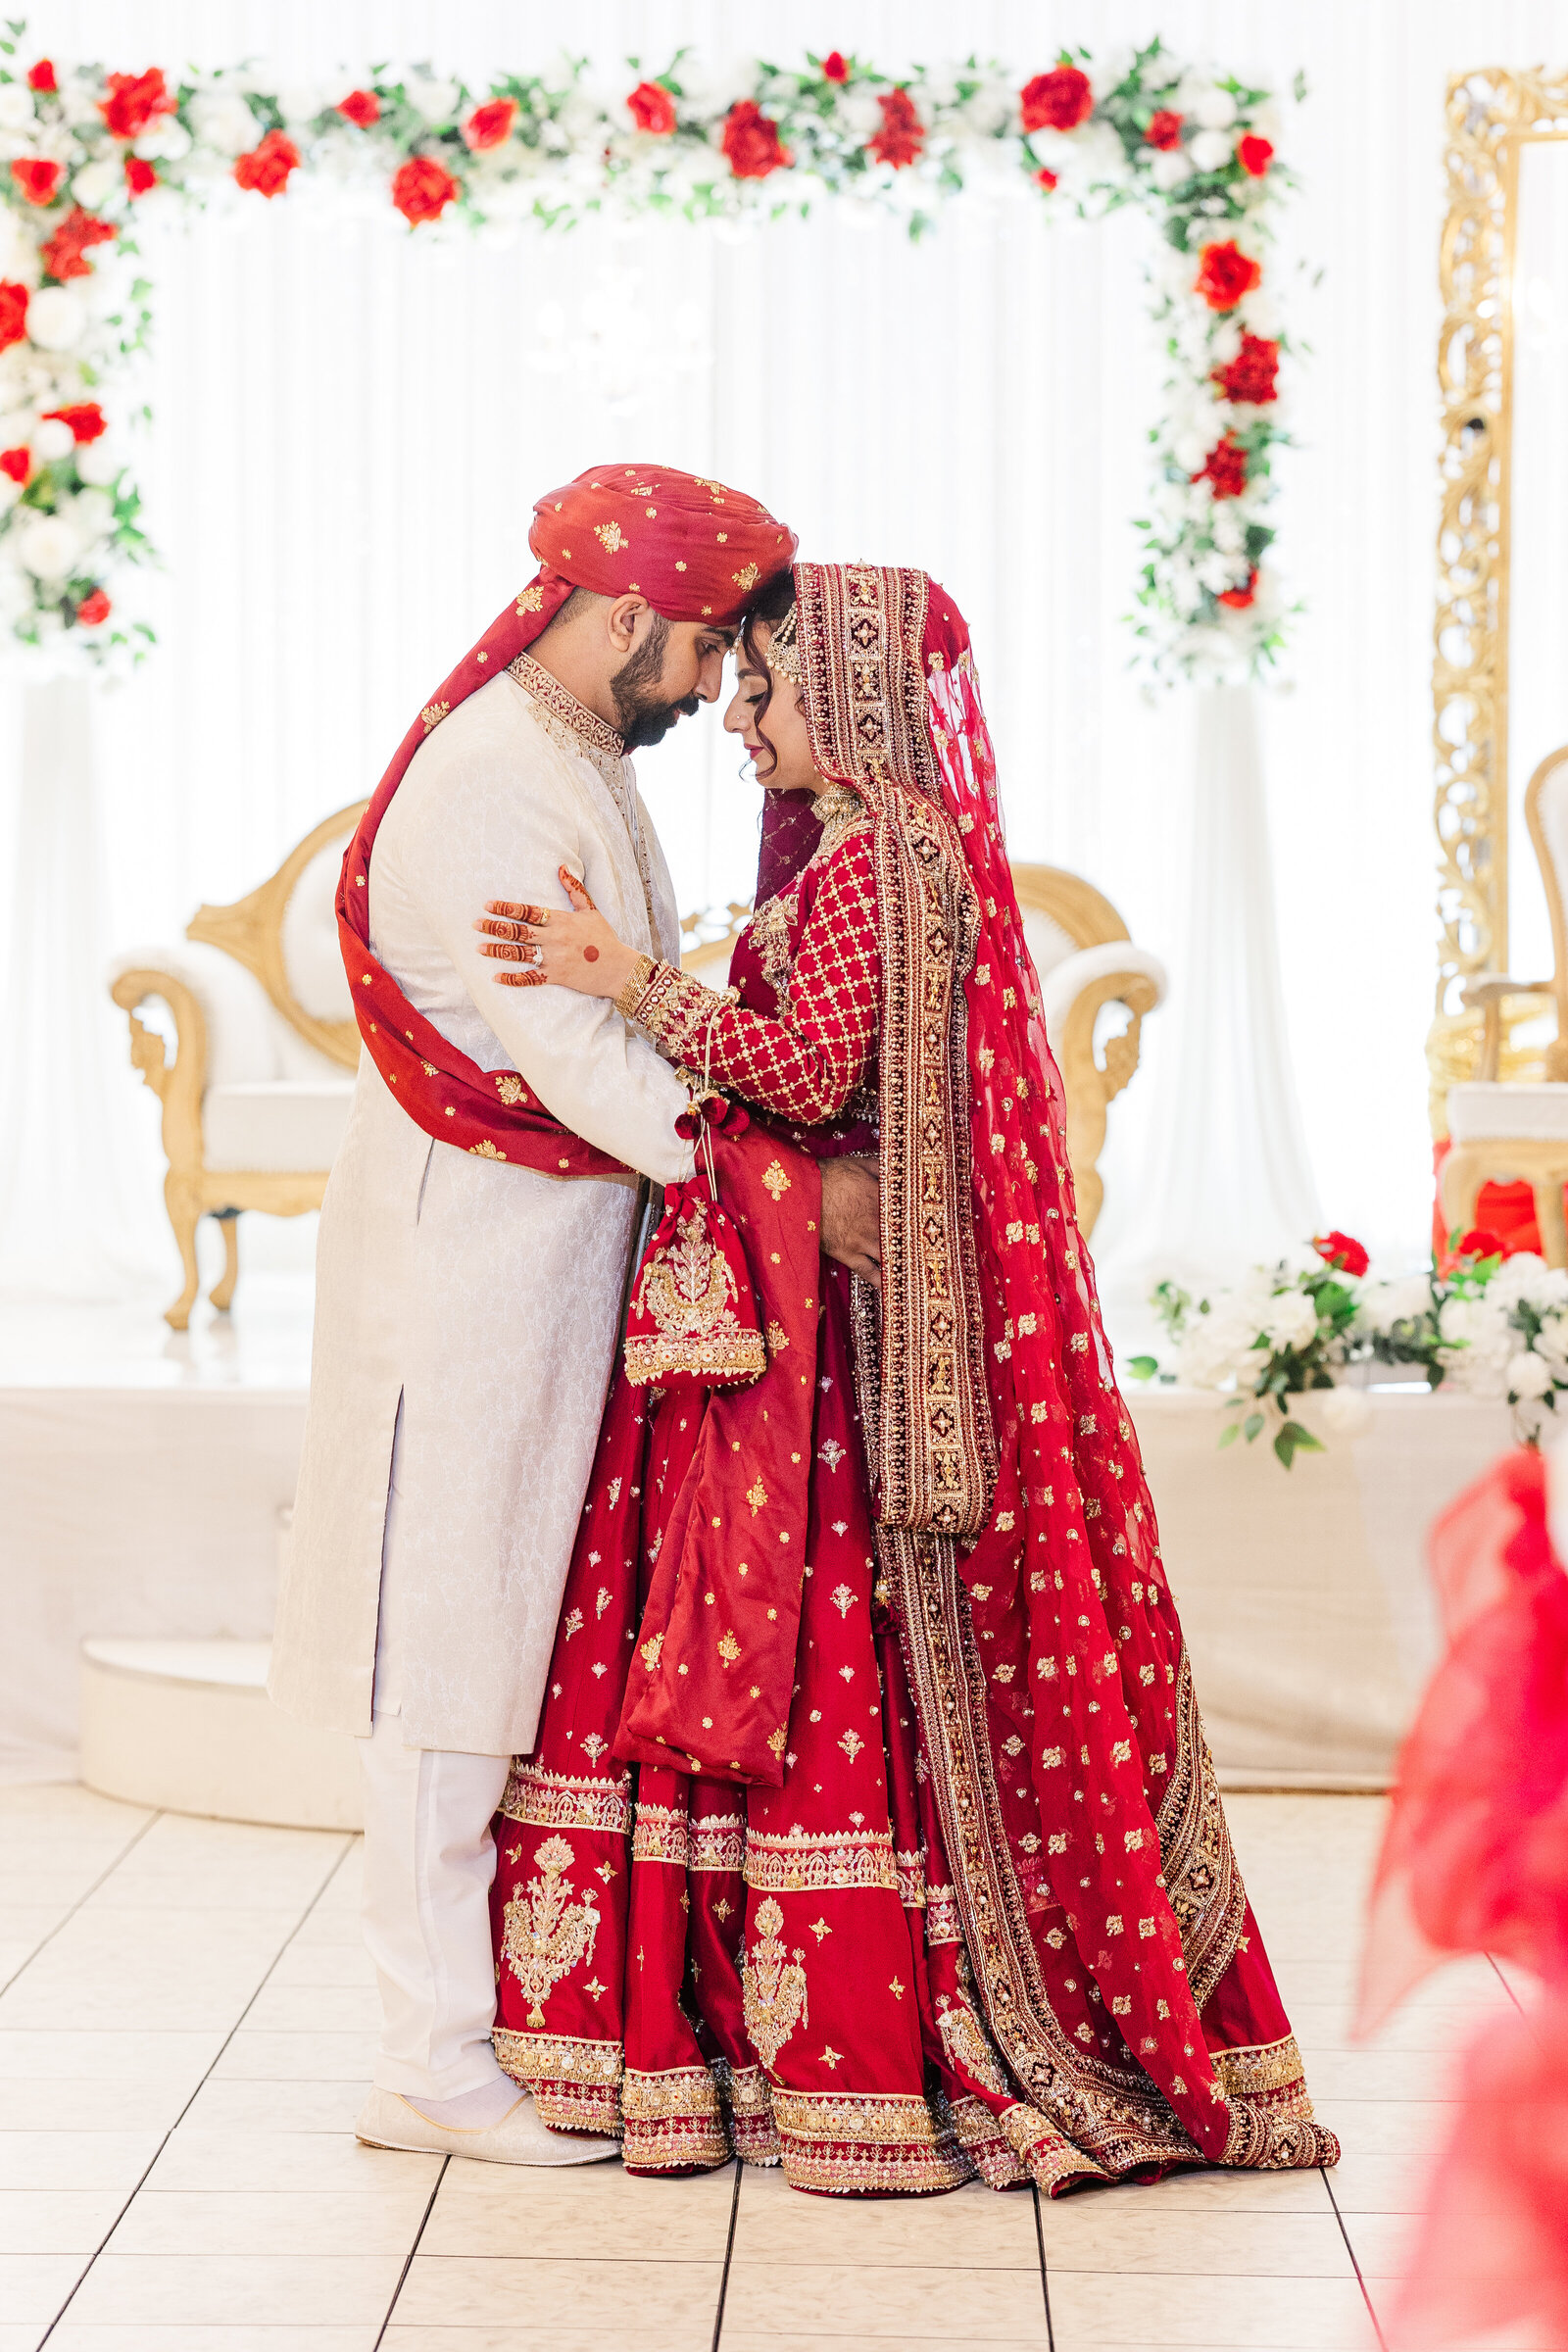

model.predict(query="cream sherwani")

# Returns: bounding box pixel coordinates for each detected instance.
[270,662,695,1763]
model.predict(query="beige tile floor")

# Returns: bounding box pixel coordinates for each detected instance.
[0,1785,1528,2351]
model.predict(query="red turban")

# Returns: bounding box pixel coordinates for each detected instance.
[530,464,796,624]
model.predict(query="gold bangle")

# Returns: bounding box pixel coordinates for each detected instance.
[614,953,658,1020]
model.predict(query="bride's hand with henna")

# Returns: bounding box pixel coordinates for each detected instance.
[475,867,640,1000]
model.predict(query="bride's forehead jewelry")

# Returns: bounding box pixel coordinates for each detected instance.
[762,603,803,685]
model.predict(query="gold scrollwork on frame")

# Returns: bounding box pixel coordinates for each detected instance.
[1430,67,1568,1132]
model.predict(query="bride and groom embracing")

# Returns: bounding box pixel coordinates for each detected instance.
[270,464,1338,2196]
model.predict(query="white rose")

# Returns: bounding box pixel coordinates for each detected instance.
[30,417,74,462]
[71,158,118,208]
[0,83,35,131]
[1190,128,1234,173]
[1189,84,1238,130]
[274,81,324,126]
[70,486,113,540]
[59,79,105,128]
[1149,147,1190,193]
[16,513,77,577]
[26,289,86,353]
[1262,1290,1319,1351]
[191,91,260,157]
[137,118,191,162]
[1237,290,1282,338]
[1507,1349,1555,1401]
[406,76,460,123]
[74,438,120,487]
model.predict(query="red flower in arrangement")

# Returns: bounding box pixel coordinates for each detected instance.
[124,154,157,197]
[75,589,112,626]
[11,157,63,206]
[1195,238,1262,311]
[391,155,462,225]
[1035,167,1059,192]
[625,80,676,135]
[98,68,175,141]
[463,97,517,152]
[1313,1231,1370,1278]
[1192,433,1249,499]
[43,402,107,443]
[1217,570,1258,609]
[868,87,924,169]
[820,51,850,83]
[1238,134,1274,178]
[26,59,57,94]
[0,446,30,484]
[721,99,792,180]
[40,208,117,281]
[1020,66,1092,132]
[1145,109,1184,149]
[0,281,28,352]
[337,88,380,127]
[233,128,300,200]
[1213,331,1280,406]
[1456,1227,1506,1260]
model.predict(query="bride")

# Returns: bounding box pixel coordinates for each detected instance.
[471,562,1340,2196]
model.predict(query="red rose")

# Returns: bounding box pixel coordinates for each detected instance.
[463,97,516,152]
[1192,434,1249,499]
[1457,1227,1505,1260]
[76,589,112,626]
[337,88,380,127]
[233,127,300,200]
[124,154,157,197]
[0,446,30,484]
[1213,331,1279,406]
[626,80,676,135]
[1020,66,1092,132]
[27,59,57,94]
[1312,1231,1370,1278]
[1035,167,1058,192]
[11,157,63,206]
[1145,110,1184,150]
[99,68,174,141]
[1195,238,1262,311]
[40,208,117,280]
[391,155,461,225]
[43,402,107,443]
[868,87,924,170]
[1238,134,1274,178]
[0,282,28,352]
[721,98,791,180]
[1217,570,1258,609]
[820,51,850,84]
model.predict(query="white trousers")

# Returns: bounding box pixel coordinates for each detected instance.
[357,1407,512,2100]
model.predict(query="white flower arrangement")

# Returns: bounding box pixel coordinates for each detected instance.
[0,29,1298,678]
[1136,1231,1568,1465]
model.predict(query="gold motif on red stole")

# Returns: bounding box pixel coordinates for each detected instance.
[501,1835,601,2029]
[742,1897,808,2069]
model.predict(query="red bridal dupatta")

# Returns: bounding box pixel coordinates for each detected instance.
[490,564,1337,2193]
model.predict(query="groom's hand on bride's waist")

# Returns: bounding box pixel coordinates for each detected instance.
[819,1156,880,1289]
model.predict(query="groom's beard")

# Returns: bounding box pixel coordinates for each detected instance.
[612,614,700,750]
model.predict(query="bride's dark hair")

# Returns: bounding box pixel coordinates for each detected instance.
[738,567,798,782]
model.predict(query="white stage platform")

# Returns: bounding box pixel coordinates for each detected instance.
[2,1274,1516,1804]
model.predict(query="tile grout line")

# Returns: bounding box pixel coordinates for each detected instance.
[1323,2163,1388,2352]
[0,1805,163,1999]
[710,2156,742,2351]
[1032,2180,1055,2352]
[373,2150,449,2349]
[33,1826,357,2347]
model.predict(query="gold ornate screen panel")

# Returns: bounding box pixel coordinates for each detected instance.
[1430,67,1568,1131]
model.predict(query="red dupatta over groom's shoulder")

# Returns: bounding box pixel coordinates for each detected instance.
[334,465,796,1165]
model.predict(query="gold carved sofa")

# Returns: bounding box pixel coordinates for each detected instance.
[682,860,1165,1238]
[110,804,368,1329]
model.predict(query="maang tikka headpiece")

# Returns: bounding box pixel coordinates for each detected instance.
[763,601,803,685]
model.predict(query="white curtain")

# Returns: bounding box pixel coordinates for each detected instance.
[9,0,1568,1308]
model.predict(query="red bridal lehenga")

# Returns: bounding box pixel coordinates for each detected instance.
[489,564,1340,2196]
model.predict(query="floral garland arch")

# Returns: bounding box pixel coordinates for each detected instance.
[0,31,1295,684]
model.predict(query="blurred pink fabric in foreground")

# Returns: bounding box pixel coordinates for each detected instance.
[1358,1446,1568,2351]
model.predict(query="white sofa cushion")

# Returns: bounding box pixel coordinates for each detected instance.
[1447,1081,1568,1143]
[203,1079,354,1173]
[282,840,356,1023]
[1038,941,1168,1048]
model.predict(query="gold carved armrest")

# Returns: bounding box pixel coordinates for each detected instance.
[1458,974,1554,1082]
[1038,947,1166,1239]
[110,966,207,1188]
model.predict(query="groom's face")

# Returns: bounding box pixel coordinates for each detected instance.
[611,610,735,749]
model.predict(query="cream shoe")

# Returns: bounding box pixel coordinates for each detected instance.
[355,2085,620,2166]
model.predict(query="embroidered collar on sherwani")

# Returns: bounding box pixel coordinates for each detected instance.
[507,650,625,788]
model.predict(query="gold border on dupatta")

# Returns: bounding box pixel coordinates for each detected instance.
[493,2029,623,2134]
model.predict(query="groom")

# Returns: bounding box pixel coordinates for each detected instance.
[270,466,878,2165]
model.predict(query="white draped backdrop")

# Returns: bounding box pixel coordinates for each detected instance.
[4,0,1565,1308]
